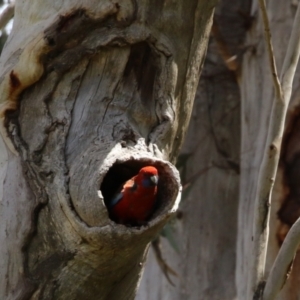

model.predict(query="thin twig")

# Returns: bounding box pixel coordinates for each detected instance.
[279,2,300,98]
[151,238,178,286]
[250,0,284,297]
[258,0,283,100]
[262,3,300,299]
[0,2,14,31]
[250,0,300,298]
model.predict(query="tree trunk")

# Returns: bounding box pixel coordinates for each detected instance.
[0,1,217,299]
[137,1,249,299]
[238,0,300,299]
[138,1,300,300]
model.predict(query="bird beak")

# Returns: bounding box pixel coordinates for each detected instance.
[150,175,158,185]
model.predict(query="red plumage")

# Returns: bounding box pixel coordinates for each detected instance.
[109,166,159,225]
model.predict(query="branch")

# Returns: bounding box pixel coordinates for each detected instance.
[0,2,14,31]
[262,217,299,300]
[279,0,300,98]
[152,237,178,286]
[258,0,282,100]
[250,0,300,298]
[251,0,283,296]
[262,3,300,300]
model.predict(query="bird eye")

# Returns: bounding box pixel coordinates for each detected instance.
[150,175,158,185]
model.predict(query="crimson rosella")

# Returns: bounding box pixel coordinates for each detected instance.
[108,166,159,225]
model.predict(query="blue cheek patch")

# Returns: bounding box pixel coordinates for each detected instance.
[142,177,157,187]
[142,178,151,187]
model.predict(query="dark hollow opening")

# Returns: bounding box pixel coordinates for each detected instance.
[101,160,177,226]
[123,42,158,107]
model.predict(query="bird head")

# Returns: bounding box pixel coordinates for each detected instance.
[138,166,159,187]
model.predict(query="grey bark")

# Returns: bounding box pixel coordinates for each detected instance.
[137,0,250,299]
[0,1,217,299]
[138,0,300,299]
[237,1,300,299]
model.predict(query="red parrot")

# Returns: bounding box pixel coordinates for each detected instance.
[108,166,159,225]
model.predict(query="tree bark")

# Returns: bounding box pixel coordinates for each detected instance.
[0,1,217,299]
[137,1,250,299]
[237,1,300,299]
[138,0,300,299]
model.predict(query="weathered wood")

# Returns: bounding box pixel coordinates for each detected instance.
[137,0,250,298]
[0,1,216,299]
[237,0,300,299]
